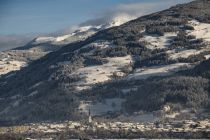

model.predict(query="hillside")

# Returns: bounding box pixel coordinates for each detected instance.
[0,0,210,124]
[0,17,129,76]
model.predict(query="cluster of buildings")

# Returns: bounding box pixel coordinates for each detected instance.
[1,119,210,136]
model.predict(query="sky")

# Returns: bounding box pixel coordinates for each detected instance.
[0,0,193,35]
[0,0,193,51]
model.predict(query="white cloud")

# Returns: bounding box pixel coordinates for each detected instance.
[114,0,193,14]
[0,34,40,51]
[80,0,193,26]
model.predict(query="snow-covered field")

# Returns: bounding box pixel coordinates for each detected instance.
[188,20,210,42]
[140,32,177,50]
[34,37,56,44]
[0,60,26,76]
[76,40,116,56]
[72,55,132,90]
[84,40,115,50]
[128,63,192,80]
[168,49,205,60]
[205,54,210,59]
[79,98,125,116]
[161,20,210,60]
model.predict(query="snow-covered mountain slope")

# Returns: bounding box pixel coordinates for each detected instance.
[0,60,26,76]
[70,55,132,91]
[31,26,96,46]
[0,15,133,76]
[1,0,210,124]
[31,14,134,46]
[188,20,210,42]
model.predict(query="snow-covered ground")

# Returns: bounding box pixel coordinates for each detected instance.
[34,37,56,44]
[0,27,99,76]
[107,14,136,27]
[140,20,210,61]
[72,55,132,91]
[28,90,38,97]
[128,63,193,80]
[140,32,177,50]
[166,20,210,60]
[0,60,26,76]
[188,20,210,42]
[76,40,116,56]
[205,54,210,59]
[55,34,72,42]
[84,40,115,50]
[168,49,204,60]
[79,98,125,116]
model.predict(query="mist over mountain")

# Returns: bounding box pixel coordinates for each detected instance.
[0,34,36,51]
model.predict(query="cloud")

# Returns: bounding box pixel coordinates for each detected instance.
[49,26,79,36]
[80,0,193,26]
[108,0,193,17]
[51,0,194,35]
[0,34,39,51]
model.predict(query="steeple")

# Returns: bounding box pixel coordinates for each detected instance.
[88,109,92,123]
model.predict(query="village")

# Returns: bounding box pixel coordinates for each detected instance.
[0,117,210,139]
[1,105,210,139]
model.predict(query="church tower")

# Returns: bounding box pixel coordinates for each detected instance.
[88,109,92,123]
